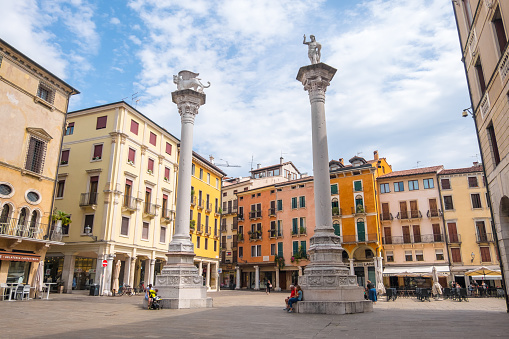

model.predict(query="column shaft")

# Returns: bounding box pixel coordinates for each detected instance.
[254,266,260,290]
[235,266,241,290]
[206,262,211,289]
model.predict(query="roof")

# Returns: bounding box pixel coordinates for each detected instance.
[275,176,314,187]
[250,161,301,174]
[378,165,444,179]
[192,151,227,177]
[439,165,483,175]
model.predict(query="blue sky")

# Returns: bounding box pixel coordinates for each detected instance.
[0,0,477,178]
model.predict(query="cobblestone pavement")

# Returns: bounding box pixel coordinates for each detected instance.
[0,290,507,338]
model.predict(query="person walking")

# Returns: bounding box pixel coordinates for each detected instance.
[266,280,272,295]
[367,280,377,303]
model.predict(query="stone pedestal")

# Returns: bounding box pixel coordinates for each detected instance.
[296,63,371,314]
[154,87,211,309]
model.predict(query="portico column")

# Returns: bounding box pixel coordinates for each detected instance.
[62,254,75,293]
[298,266,303,276]
[206,262,211,290]
[144,259,150,286]
[275,266,281,291]
[349,259,355,276]
[235,266,241,290]
[104,254,115,295]
[213,262,219,291]
[124,256,132,286]
[199,261,203,276]
[129,257,137,288]
[254,266,260,290]
[149,259,156,286]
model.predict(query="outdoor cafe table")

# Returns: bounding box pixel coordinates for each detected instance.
[43,283,56,299]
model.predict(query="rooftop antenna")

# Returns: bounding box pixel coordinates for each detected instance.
[356,151,363,156]
[471,154,480,163]
[249,155,254,171]
[416,161,421,168]
[215,158,241,168]
[131,92,139,105]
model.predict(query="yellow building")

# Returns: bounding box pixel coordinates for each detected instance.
[329,151,391,287]
[439,164,500,287]
[0,38,78,288]
[46,101,179,294]
[189,153,225,291]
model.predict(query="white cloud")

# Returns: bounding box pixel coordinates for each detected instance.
[110,17,121,25]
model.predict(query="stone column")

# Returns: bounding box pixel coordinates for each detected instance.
[144,259,150,286]
[298,266,303,276]
[349,259,355,276]
[275,266,281,291]
[124,256,132,286]
[149,259,156,286]
[213,262,219,291]
[296,62,370,314]
[254,266,260,290]
[199,261,203,276]
[206,262,211,290]
[235,266,241,290]
[103,254,115,296]
[62,254,75,293]
[155,83,211,309]
[129,257,137,288]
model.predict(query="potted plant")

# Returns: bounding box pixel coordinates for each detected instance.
[237,233,243,241]
[274,255,285,270]
[147,169,153,175]
[190,220,196,230]
[218,207,222,214]
[191,189,195,196]
[51,210,72,241]
[356,204,364,213]
[300,226,306,234]
[127,160,134,165]
[60,160,68,165]
[93,156,101,161]
[332,206,340,216]
[164,176,168,181]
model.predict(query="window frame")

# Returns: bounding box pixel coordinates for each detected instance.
[96,116,107,130]
[394,181,404,192]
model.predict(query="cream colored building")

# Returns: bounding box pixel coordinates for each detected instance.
[0,38,78,287]
[453,0,509,298]
[46,101,179,294]
[439,164,499,287]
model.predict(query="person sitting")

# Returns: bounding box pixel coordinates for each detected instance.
[367,280,377,303]
[284,285,295,311]
[147,286,157,309]
[287,285,303,313]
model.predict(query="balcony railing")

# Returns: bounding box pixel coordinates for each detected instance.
[144,202,157,216]
[205,203,212,213]
[268,229,283,238]
[161,208,173,220]
[238,214,244,221]
[397,210,422,220]
[123,195,137,210]
[382,234,444,245]
[196,223,204,234]
[426,209,442,218]
[351,206,366,215]
[447,234,462,243]
[268,208,276,216]
[237,233,244,242]
[191,196,196,206]
[332,208,342,217]
[248,230,262,240]
[380,213,393,221]
[476,233,494,243]
[79,192,98,207]
[221,207,238,215]
[197,199,204,209]
[204,226,210,235]
[220,224,227,232]
[249,211,262,219]
[0,218,54,241]
[342,233,377,243]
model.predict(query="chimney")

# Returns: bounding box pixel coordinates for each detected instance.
[473,161,479,166]
[209,155,214,164]
[373,150,379,160]
[338,158,344,165]
[280,157,284,164]
[257,163,261,169]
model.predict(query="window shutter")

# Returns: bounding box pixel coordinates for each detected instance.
[300,241,306,256]
[149,132,157,146]
[166,142,172,155]
[146,187,152,193]
[148,158,154,172]
[96,116,107,129]
[293,241,299,255]
[165,167,170,179]
[333,223,340,236]
[128,148,135,162]
[126,179,133,186]
[277,242,283,257]
[331,184,338,194]
[292,218,298,234]
[354,181,362,191]
[130,120,139,135]
[61,150,69,162]
[90,176,99,183]
[93,144,103,158]
[121,217,129,236]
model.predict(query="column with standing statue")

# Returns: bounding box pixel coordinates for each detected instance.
[297,35,372,314]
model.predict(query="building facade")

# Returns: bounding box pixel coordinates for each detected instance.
[378,166,450,288]
[439,164,500,287]
[0,38,78,288]
[46,102,179,294]
[452,0,509,299]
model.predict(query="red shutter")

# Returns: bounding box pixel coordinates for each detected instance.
[67,122,74,128]
[61,150,69,162]
[130,120,139,135]
[163,194,168,200]
[90,176,99,182]
[166,142,172,155]
[149,132,157,146]
[146,187,152,193]
[126,179,133,186]
[96,116,107,129]
[128,148,135,162]
[148,158,154,172]
[165,167,170,179]
[93,144,103,158]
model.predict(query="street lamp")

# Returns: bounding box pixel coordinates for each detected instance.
[84,225,97,241]
[471,252,475,262]
[462,107,474,118]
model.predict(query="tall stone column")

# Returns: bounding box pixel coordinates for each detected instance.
[235,266,241,290]
[254,266,260,290]
[206,262,211,290]
[349,259,355,276]
[149,259,156,286]
[129,256,137,288]
[296,62,371,314]
[155,80,211,309]
[103,254,115,296]
[62,254,75,293]
[275,267,281,291]
[124,256,132,286]
[199,261,203,276]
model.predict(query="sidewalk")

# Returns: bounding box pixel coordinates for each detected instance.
[0,290,507,338]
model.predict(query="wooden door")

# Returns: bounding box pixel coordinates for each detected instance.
[399,201,408,219]
[413,225,421,243]
[432,223,441,242]
[384,227,392,244]
[447,222,458,242]
[476,221,487,242]
[402,226,411,243]
[410,200,418,218]
[429,198,438,216]
[382,203,390,220]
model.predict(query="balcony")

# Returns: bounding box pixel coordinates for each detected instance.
[291,227,307,237]
[123,195,137,212]
[426,209,442,218]
[476,233,494,243]
[380,213,393,222]
[268,208,276,217]
[248,230,262,241]
[351,206,366,216]
[204,226,211,235]
[161,209,174,224]
[382,234,444,245]
[447,234,462,244]
[196,223,204,234]
[221,207,238,215]
[268,229,283,239]
[332,207,342,217]
[205,202,212,213]
[144,202,157,217]
[237,233,244,242]
[249,211,262,220]
[0,218,64,242]
[342,233,377,244]
[197,199,204,210]
[190,196,196,206]
[220,224,227,232]
[396,210,422,220]
[237,214,244,221]
[79,192,98,208]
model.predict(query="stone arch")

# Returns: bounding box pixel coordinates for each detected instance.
[352,245,374,261]
[342,249,349,263]
[500,196,509,233]
[0,203,13,223]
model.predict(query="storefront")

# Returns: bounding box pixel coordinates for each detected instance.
[383,265,449,288]
[0,251,40,284]
[44,255,97,290]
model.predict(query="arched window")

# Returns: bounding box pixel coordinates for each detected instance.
[0,204,11,223]
[30,210,39,227]
[356,218,365,241]
[17,208,28,237]
[355,195,364,213]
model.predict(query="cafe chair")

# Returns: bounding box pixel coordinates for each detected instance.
[0,283,10,300]
[22,285,31,300]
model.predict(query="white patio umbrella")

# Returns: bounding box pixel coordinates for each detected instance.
[34,261,44,298]
[465,266,501,278]
[375,257,385,295]
[112,260,121,294]
[431,266,442,299]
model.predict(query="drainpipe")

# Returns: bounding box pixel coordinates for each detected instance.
[436,171,452,275]
[452,2,509,312]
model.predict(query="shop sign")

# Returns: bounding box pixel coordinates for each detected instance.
[227,235,232,239]
[74,268,83,273]
[218,268,222,273]
[0,252,40,262]
[263,256,269,262]
[226,251,231,256]
[353,262,375,267]
[89,269,96,273]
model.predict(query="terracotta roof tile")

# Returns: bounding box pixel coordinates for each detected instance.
[439,165,483,175]
[378,165,443,179]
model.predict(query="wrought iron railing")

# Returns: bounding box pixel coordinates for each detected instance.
[144,202,157,216]
[426,209,442,218]
[476,233,494,243]
[0,218,54,241]
[79,192,98,207]
[382,234,444,245]
[123,195,137,210]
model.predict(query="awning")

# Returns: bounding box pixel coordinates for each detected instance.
[0,252,40,262]
[383,266,450,277]
[470,275,502,280]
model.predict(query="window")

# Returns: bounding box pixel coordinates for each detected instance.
[142,222,149,240]
[450,248,462,263]
[331,184,338,195]
[192,164,195,175]
[93,144,103,160]
[149,132,157,146]
[162,194,168,216]
[60,149,69,165]
[239,246,243,257]
[160,226,166,243]
[300,241,307,257]
[148,158,154,173]
[128,148,136,164]
[216,178,219,189]
[165,142,172,155]
[354,180,362,191]
[37,83,55,103]
[441,178,451,189]
[486,193,491,208]
[277,242,283,257]
[196,236,200,248]
[415,250,424,261]
[291,197,298,209]
[492,7,507,55]
[83,214,94,234]
[468,176,478,188]
[25,136,47,174]
[443,196,454,210]
[214,240,217,251]
[163,167,170,181]
[207,173,211,184]
[205,238,208,250]
[333,222,340,236]
[299,196,306,208]
[65,122,74,135]
[96,116,107,129]
[435,249,444,261]
[271,243,276,256]
[380,183,390,194]
[394,181,404,192]
[130,120,139,135]
[408,180,419,191]
[475,58,486,96]
[471,193,482,209]
[423,178,434,189]
[386,251,394,262]
[121,217,129,236]
[480,247,491,262]
[251,245,261,257]
[199,168,203,180]
[293,241,299,255]
[405,251,413,262]
[56,180,65,198]
[487,122,501,166]
[292,218,298,235]
[277,199,283,211]
[462,0,473,29]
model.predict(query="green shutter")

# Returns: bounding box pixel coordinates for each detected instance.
[277,220,282,236]
[292,197,297,209]
[277,242,283,257]
[333,223,341,236]
[292,218,298,234]
[354,181,362,191]
[299,196,305,208]
[331,184,338,195]
[293,241,299,255]
[357,220,365,241]
[300,241,307,257]
[277,199,282,211]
